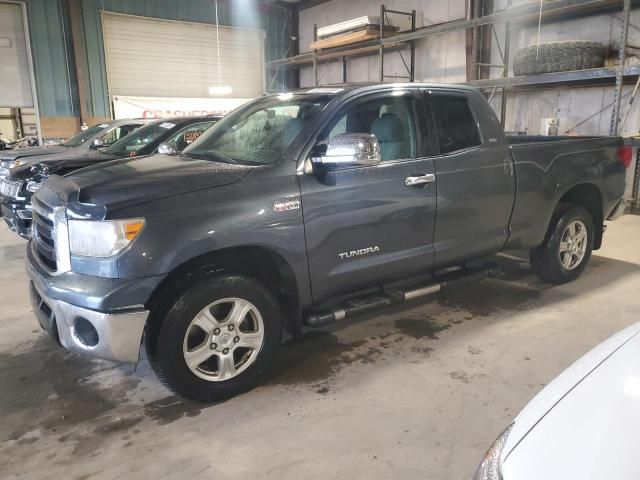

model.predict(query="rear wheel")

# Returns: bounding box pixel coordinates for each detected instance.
[146,275,283,402]
[530,205,594,284]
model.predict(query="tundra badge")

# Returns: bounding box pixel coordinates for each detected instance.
[338,246,381,260]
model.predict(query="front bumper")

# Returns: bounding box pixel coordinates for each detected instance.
[26,243,164,364]
[29,279,149,364]
[1,199,32,238]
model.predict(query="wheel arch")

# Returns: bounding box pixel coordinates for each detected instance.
[556,183,604,249]
[145,245,302,338]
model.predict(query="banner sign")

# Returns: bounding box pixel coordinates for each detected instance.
[112,96,252,119]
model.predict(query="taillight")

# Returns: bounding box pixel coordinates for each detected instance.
[617,146,633,168]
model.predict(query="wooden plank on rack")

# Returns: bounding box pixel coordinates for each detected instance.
[310,26,397,50]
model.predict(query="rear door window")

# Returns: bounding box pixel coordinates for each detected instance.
[100,123,140,146]
[166,121,216,151]
[430,95,482,154]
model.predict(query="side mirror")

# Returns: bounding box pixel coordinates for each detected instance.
[157,142,178,156]
[90,138,105,149]
[311,133,381,170]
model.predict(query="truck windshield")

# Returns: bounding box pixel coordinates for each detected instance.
[183,94,333,165]
[63,122,112,147]
[105,122,170,157]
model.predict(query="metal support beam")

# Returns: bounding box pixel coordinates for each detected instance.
[312,24,318,86]
[68,0,91,124]
[342,56,347,83]
[379,4,385,83]
[410,9,416,81]
[610,0,631,135]
[500,19,511,128]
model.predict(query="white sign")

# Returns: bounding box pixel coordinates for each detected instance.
[112,96,252,119]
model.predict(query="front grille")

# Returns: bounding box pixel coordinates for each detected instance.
[0,178,22,199]
[32,196,58,272]
[0,167,9,178]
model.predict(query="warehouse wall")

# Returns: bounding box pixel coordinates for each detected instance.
[298,0,640,137]
[21,0,292,138]
[299,0,468,85]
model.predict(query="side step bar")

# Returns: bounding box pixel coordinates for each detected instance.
[303,264,498,328]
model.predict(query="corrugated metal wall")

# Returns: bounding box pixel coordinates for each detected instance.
[23,0,291,119]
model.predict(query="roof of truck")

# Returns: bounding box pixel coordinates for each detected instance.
[271,82,478,98]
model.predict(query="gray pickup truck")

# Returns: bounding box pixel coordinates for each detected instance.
[26,83,628,401]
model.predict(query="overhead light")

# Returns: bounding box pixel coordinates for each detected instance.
[209,85,233,96]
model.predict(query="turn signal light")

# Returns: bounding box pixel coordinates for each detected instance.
[124,220,145,241]
[617,146,633,168]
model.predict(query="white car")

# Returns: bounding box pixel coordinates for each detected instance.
[472,322,640,480]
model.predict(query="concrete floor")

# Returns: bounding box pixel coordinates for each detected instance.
[1,216,639,479]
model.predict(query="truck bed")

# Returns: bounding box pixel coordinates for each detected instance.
[505,135,626,250]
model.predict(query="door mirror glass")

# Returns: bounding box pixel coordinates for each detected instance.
[90,138,104,149]
[157,142,178,156]
[312,133,381,169]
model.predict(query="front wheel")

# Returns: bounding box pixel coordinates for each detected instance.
[530,205,594,284]
[146,275,283,402]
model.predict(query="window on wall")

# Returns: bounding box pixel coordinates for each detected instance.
[430,96,482,154]
[321,94,417,162]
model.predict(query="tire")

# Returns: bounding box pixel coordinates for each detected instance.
[530,205,594,284]
[512,41,604,76]
[146,275,283,402]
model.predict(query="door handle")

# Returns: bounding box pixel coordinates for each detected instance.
[405,174,435,187]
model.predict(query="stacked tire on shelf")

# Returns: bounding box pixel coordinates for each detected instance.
[512,41,605,76]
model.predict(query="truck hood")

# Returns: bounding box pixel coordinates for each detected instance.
[500,322,640,479]
[48,153,252,215]
[0,145,68,163]
[8,150,116,181]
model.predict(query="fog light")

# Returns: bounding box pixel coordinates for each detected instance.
[73,317,99,347]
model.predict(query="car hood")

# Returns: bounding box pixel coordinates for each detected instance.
[45,153,252,215]
[8,150,115,181]
[501,322,640,479]
[0,145,68,163]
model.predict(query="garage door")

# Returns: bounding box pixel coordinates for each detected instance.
[0,2,33,107]
[101,12,265,99]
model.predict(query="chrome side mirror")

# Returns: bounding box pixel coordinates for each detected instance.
[90,138,104,149]
[157,142,178,156]
[312,133,381,169]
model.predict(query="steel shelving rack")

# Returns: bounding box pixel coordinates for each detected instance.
[266,0,636,132]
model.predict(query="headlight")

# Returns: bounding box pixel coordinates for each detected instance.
[9,160,21,168]
[26,181,42,193]
[470,424,513,480]
[68,218,145,257]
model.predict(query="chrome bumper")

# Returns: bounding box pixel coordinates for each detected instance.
[607,198,626,221]
[30,280,148,363]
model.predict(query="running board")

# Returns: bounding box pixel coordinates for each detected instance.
[303,264,498,328]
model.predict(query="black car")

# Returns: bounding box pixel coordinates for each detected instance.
[0,119,146,180]
[1,116,219,238]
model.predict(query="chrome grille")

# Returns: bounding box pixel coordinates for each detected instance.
[0,178,22,199]
[31,194,71,275]
[32,196,57,272]
[0,167,9,178]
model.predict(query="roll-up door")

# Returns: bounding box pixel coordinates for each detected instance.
[101,12,265,99]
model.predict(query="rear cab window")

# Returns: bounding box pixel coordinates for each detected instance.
[429,94,482,154]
